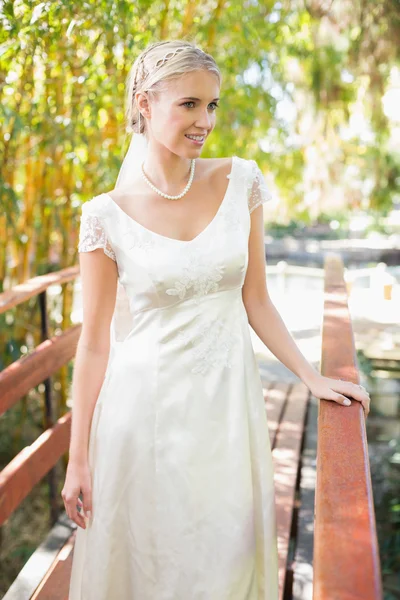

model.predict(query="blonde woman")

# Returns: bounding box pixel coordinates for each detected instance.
[63,40,370,599]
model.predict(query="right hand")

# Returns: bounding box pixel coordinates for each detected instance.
[307,374,370,419]
[62,461,92,529]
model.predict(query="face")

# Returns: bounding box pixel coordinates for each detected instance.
[138,70,220,155]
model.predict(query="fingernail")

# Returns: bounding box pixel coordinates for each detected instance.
[344,399,351,406]
[86,510,92,519]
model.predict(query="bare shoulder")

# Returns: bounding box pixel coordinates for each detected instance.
[205,157,234,199]
[104,178,146,205]
[203,156,234,183]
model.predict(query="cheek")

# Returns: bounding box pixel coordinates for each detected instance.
[169,111,188,130]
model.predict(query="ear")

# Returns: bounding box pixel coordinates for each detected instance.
[136,91,151,119]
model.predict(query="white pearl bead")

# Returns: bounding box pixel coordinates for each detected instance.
[140,159,196,200]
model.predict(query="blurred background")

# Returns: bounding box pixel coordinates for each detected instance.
[1,0,399,597]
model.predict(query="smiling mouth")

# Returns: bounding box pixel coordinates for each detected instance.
[185,134,206,141]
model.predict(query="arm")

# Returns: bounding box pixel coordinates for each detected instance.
[62,204,118,528]
[242,204,320,386]
[242,195,370,418]
[68,248,118,464]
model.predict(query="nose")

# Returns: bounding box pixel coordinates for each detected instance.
[195,111,213,131]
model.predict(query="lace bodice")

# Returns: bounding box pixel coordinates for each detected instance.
[77,156,271,262]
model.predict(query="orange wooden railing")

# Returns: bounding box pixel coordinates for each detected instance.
[0,267,80,526]
[313,254,383,599]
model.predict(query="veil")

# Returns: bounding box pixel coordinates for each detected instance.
[115,132,149,189]
[110,132,149,347]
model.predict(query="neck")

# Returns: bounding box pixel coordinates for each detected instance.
[142,152,195,190]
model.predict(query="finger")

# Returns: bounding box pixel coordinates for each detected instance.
[333,393,352,406]
[335,381,371,417]
[72,504,86,529]
[65,498,81,518]
[345,383,371,416]
[339,381,370,408]
[350,384,371,415]
[65,502,86,529]
[67,496,86,529]
[76,497,88,521]
[353,393,370,415]
[82,486,93,520]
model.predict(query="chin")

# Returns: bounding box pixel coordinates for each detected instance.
[182,146,203,157]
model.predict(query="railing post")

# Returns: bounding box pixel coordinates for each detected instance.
[38,289,58,525]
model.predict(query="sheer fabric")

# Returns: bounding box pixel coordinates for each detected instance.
[78,203,116,262]
[248,160,272,214]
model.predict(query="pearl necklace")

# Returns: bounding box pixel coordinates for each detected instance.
[140,159,196,200]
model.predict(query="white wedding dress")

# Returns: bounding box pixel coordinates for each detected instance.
[69,155,279,600]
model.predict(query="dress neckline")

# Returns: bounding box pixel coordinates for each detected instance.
[102,155,237,245]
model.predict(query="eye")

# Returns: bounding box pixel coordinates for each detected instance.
[182,101,219,110]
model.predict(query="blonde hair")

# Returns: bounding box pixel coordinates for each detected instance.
[124,40,221,137]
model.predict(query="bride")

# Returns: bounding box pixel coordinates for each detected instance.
[62,39,370,600]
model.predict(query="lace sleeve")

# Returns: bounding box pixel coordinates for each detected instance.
[78,201,116,262]
[248,160,272,214]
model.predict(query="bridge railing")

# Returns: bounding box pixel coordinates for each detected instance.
[313,253,383,600]
[0,267,80,528]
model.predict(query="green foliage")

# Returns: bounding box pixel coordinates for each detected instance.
[1,0,400,594]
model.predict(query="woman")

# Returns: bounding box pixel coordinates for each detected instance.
[63,40,370,600]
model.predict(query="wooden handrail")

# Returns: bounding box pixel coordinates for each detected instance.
[0,413,71,525]
[0,266,79,314]
[313,253,383,599]
[0,267,81,527]
[0,326,81,416]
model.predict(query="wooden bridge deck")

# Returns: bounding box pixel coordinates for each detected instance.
[3,379,311,600]
[0,253,383,599]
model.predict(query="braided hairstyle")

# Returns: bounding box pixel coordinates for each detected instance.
[125,40,221,137]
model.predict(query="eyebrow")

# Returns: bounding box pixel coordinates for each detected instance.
[180,96,220,101]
